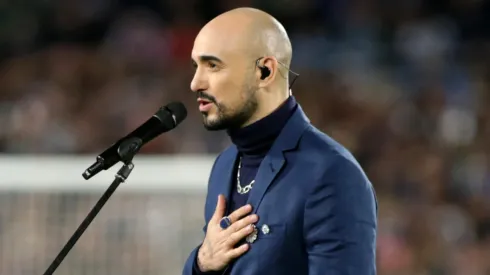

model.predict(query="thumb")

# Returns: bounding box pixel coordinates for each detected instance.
[211,194,226,222]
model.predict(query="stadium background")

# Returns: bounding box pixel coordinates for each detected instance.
[1,0,490,274]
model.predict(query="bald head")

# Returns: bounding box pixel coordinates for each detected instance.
[190,8,293,131]
[196,7,292,71]
[218,8,291,66]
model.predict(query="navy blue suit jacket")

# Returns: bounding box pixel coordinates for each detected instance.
[183,104,378,275]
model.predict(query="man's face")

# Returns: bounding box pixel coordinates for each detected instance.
[190,28,259,131]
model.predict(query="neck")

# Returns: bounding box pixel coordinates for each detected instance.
[240,87,290,128]
[228,95,297,157]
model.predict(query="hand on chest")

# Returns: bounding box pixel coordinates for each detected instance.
[213,160,306,245]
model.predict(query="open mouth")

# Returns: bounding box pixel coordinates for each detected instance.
[197,98,213,112]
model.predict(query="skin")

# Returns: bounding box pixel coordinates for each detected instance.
[190,8,294,272]
[190,7,292,131]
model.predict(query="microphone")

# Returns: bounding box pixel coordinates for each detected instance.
[82,102,187,180]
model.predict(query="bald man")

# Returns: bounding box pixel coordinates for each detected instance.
[183,8,377,275]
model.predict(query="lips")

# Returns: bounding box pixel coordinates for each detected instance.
[197,98,211,105]
[197,98,213,112]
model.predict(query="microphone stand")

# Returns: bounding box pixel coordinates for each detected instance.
[42,137,143,275]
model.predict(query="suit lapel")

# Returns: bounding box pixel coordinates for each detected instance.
[246,152,286,214]
[213,145,238,214]
[246,104,311,214]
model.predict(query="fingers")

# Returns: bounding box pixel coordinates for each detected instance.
[229,214,258,233]
[225,243,249,259]
[227,224,256,246]
[211,194,226,222]
[210,196,257,236]
[227,204,253,224]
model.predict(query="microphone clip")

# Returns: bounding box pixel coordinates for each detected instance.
[82,137,143,180]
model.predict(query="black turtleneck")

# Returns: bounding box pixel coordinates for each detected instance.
[194,96,298,275]
[227,96,298,213]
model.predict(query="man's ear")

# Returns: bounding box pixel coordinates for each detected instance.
[256,57,277,87]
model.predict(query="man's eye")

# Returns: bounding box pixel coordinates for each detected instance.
[208,62,217,68]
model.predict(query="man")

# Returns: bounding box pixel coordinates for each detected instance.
[183,7,377,275]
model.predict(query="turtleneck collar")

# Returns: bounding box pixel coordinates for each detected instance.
[227,96,298,157]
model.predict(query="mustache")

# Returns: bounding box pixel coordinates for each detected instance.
[196,91,217,104]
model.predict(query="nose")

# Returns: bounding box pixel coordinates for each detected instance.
[190,69,209,93]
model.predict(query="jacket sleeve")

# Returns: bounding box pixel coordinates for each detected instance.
[182,243,224,275]
[182,244,200,275]
[304,155,378,275]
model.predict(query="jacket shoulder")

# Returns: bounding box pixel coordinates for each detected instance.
[297,125,374,196]
[299,125,363,170]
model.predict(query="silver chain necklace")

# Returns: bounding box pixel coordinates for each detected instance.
[237,157,255,194]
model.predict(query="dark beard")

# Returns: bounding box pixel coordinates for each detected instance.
[202,87,258,131]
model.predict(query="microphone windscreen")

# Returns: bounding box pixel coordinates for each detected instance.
[166,101,187,125]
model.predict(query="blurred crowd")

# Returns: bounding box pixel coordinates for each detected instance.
[1,0,490,274]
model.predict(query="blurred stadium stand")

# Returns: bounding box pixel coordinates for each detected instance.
[0,0,490,274]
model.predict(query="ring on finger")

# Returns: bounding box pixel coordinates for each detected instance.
[219,216,232,230]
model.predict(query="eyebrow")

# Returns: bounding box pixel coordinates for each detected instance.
[192,55,224,65]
